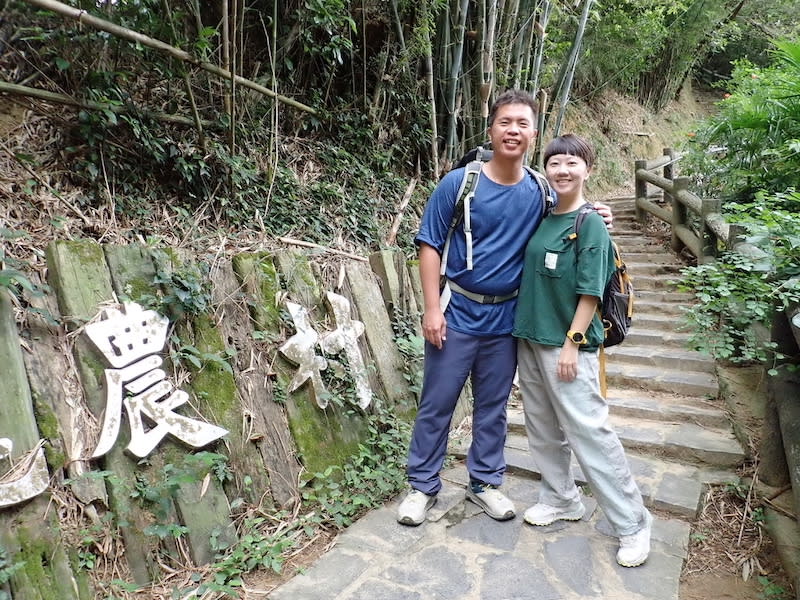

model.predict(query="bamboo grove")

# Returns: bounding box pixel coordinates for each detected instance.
[0,0,789,240]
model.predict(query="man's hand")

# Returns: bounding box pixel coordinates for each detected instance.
[422,308,447,350]
[594,201,613,230]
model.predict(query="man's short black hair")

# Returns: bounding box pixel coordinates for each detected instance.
[543,133,596,169]
[488,89,539,127]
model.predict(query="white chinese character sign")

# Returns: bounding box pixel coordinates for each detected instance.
[279,292,372,409]
[0,438,49,508]
[84,302,228,459]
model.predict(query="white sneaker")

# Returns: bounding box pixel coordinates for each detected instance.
[397,489,437,526]
[617,511,653,567]
[465,483,516,521]
[523,501,586,526]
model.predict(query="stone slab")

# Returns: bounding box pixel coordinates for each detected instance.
[269,471,688,600]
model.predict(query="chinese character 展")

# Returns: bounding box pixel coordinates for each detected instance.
[85,302,228,458]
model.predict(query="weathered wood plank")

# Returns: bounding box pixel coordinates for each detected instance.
[270,250,368,479]
[344,261,414,416]
[0,289,39,454]
[230,254,301,507]
[104,244,237,567]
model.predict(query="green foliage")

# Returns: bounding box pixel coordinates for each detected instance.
[574,0,683,95]
[677,194,800,366]
[300,406,410,527]
[0,229,41,300]
[209,515,298,589]
[297,0,357,68]
[393,309,424,398]
[170,335,235,375]
[136,251,212,320]
[131,452,232,525]
[682,40,800,199]
[758,575,790,600]
[0,545,25,597]
[678,253,777,364]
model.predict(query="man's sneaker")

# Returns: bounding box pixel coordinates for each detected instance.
[616,510,653,567]
[465,482,515,521]
[397,489,437,526]
[523,500,586,526]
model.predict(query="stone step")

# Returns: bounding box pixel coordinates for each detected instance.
[605,362,719,397]
[623,327,692,347]
[603,388,731,429]
[612,235,664,246]
[634,298,691,316]
[604,343,714,373]
[504,409,743,470]
[621,252,685,264]
[451,433,740,519]
[627,312,690,330]
[627,273,680,291]
[497,438,738,519]
[635,289,695,304]
[627,262,684,276]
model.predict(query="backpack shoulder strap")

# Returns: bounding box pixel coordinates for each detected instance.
[524,165,556,217]
[567,203,597,243]
[441,160,482,276]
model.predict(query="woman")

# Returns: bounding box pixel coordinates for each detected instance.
[512,134,652,567]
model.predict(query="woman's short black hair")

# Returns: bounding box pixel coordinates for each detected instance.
[543,134,595,168]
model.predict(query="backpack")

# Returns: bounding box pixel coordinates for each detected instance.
[570,204,633,348]
[441,144,556,274]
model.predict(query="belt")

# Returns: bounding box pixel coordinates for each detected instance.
[447,280,519,304]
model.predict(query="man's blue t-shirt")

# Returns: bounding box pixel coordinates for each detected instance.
[415,167,548,336]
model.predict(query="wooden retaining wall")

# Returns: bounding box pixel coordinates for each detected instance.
[0,240,422,598]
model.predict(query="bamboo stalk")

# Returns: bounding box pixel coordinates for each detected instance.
[21,0,316,115]
[0,80,219,129]
[277,237,369,262]
[445,0,471,161]
[385,177,418,246]
[161,0,206,149]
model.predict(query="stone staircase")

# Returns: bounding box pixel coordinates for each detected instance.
[459,196,747,521]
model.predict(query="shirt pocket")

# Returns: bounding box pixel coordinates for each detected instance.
[537,246,573,278]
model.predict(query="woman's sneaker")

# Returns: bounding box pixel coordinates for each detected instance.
[397,489,437,526]
[523,500,586,526]
[465,482,515,520]
[616,511,653,567]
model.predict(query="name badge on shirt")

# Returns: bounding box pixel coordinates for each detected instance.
[545,252,558,269]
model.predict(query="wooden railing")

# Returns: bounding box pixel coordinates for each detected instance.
[633,149,766,264]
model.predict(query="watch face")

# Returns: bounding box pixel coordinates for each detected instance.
[570,331,585,343]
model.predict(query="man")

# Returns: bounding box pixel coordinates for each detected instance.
[397,89,612,526]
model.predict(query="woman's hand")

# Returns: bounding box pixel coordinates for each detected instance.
[557,340,580,382]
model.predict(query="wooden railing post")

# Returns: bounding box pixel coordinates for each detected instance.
[662,148,675,181]
[662,148,675,225]
[701,198,721,264]
[671,177,690,254]
[634,159,647,222]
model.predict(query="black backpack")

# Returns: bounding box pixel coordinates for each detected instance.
[570,204,633,347]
